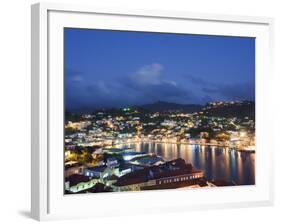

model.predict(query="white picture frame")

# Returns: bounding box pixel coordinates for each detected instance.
[31,2,274,221]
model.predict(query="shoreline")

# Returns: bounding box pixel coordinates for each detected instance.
[113,139,255,153]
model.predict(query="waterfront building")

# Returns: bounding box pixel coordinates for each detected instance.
[113,158,204,191]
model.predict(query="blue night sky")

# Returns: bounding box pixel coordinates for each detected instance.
[65,28,255,112]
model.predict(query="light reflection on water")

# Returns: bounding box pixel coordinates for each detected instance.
[122,142,255,185]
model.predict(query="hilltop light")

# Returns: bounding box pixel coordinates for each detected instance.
[123,108,130,112]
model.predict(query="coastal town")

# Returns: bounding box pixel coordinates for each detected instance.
[64,100,255,194]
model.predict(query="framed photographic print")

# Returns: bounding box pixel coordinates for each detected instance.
[31,2,274,221]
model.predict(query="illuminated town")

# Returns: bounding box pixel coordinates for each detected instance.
[64,100,255,194]
[64,28,255,194]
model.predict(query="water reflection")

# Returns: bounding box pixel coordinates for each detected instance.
[123,142,255,185]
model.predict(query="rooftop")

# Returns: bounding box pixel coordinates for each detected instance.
[65,174,91,187]
[84,166,107,173]
[114,158,202,187]
[131,155,164,166]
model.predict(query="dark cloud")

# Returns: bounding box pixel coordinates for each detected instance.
[65,64,196,111]
[202,82,255,101]
[186,75,255,101]
[65,66,254,112]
